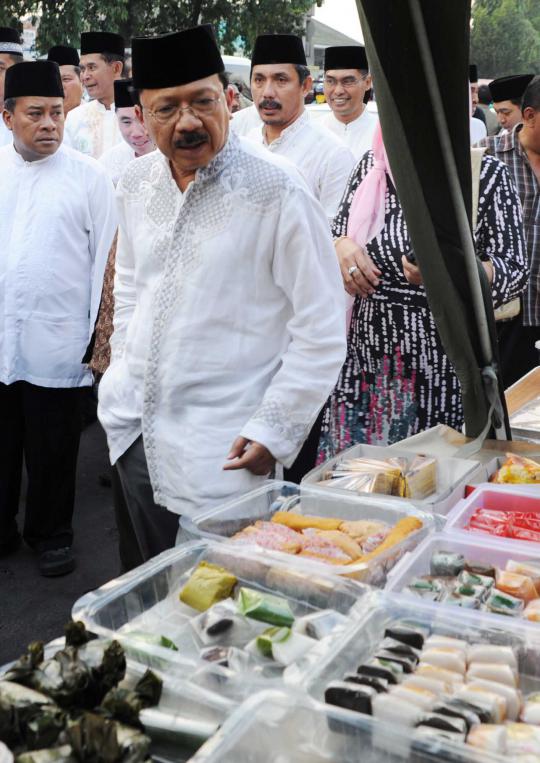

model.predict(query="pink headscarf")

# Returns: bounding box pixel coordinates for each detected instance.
[346,121,394,247]
[343,122,393,326]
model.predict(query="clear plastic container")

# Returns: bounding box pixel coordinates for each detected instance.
[1,636,234,763]
[179,481,435,585]
[385,532,540,625]
[445,483,540,542]
[190,688,504,763]
[72,540,369,702]
[302,444,483,516]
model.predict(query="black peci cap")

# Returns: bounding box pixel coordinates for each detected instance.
[114,78,135,108]
[80,31,125,57]
[5,60,64,99]
[0,26,23,56]
[48,45,80,68]
[469,64,478,83]
[251,34,307,67]
[489,73,535,103]
[132,25,224,89]
[324,45,368,72]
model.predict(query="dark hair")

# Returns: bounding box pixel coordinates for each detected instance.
[522,75,540,112]
[3,97,16,112]
[7,52,23,65]
[218,70,229,90]
[100,51,125,75]
[72,65,81,77]
[478,84,491,105]
[295,64,311,84]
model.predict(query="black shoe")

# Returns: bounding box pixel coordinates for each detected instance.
[0,531,21,558]
[38,547,76,577]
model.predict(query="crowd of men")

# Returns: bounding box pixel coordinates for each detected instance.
[0,22,538,578]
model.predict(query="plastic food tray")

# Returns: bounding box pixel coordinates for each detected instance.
[384,532,540,626]
[190,688,504,763]
[445,483,540,542]
[72,540,368,703]
[179,480,435,585]
[2,636,234,763]
[302,443,483,516]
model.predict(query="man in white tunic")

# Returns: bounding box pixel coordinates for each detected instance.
[246,34,355,223]
[100,78,155,185]
[0,27,23,147]
[0,61,117,575]
[64,31,124,158]
[98,26,346,565]
[321,45,378,161]
[47,45,84,115]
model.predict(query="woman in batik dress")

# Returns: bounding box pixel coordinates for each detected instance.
[318,148,527,461]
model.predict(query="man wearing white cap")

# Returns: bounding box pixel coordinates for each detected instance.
[98,25,346,566]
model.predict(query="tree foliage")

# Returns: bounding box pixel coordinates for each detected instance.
[3,0,318,56]
[471,0,540,78]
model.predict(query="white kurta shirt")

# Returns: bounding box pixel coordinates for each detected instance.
[0,143,117,388]
[230,104,262,136]
[100,140,136,186]
[246,110,355,221]
[98,133,346,516]
[0,118,11,147]
[320,108,378,160]
[64,99,122,158]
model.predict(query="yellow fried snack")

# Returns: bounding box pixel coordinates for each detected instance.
[314,530,363,559]
[357,516,423,563]
[339,519,389,543]
[492,453,540,484]
[179,561,237,611]
[271,511,343,531]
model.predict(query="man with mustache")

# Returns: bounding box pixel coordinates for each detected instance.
[64,32,125,158]
[98,25,346,566]
[0,61,116,574]
[247,34,355,223]
[320,45,378,161]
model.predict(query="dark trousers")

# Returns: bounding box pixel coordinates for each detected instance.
[115,435,179,570]
[284,409,325,484]
[0,381,84,552]
[497,315,540,389]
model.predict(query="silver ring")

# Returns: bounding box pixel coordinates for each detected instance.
[348,265,359,275]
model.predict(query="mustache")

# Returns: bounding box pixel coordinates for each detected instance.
[173,132,209,148]
[259,99,281,110]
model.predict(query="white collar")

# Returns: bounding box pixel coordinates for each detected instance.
[262,109,310,147]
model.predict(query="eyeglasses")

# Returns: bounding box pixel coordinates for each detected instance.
[145,95,223,124]
[324,76,367,89]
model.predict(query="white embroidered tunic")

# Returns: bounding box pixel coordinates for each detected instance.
[98,133,346,516]
[100,140,143,186]
[246,110,355,221]
[64,99,122,159]
[320,108,379,160]
[0,143,117,388]
[0,118,11,147]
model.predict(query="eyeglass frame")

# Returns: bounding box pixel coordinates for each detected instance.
[143,94,224,124]
[323,73,370,90]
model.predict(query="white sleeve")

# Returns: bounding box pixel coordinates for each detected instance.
[240,184,347,466]
[318,143,355,222]
[88,167,117,343]
[109,181,136,361]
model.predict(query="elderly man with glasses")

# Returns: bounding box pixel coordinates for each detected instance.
[97,25,347,566]
[321,45,378,160]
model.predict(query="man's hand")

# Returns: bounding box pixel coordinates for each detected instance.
[223,437,275,476]
[335,236,381,298]
[402,255,423,286]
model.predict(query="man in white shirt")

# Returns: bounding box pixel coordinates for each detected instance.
[0,61,117,575]
[0,27,24,147]
[98,25,346,565]
[47,45,84,115]
[321,45,378,160]
[100,78,155,185]
[64,31,124,158]
[247,34,355,222]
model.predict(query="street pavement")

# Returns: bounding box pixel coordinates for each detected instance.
[0,423,120,665]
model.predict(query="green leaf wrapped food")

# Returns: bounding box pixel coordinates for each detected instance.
[236,587,294,627]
